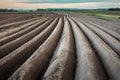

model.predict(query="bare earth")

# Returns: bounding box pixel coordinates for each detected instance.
[0,12,120,80]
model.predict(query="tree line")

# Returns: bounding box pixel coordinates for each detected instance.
[0,9,17,12]
[108,8,120,11]
[0,8,120,12]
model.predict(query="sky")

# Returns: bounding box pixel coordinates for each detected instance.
[0,0,120,9]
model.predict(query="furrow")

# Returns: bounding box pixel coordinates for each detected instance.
[0,18,41,39]
[79,19,120,41]
[0,17,39,29]
[0,14,41,26]
[77,18,120,55]
[0,17,60,80]
[72,17,120,80]
[0,15,26,25]
[42,17,76,80]
[68,17,107,80]
[8,17,63,80]
[0,17,54,46]
[0,17,57,59]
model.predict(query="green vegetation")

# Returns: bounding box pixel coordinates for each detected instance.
[0,8,120,19]
[69,10,120,19]
[87,13,120,19]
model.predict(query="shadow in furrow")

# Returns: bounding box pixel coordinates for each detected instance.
[68,17,108,80]
[0,17,56,59]
[76,19,120,56]
[42,16,76,80]
[0,17,60,80]
[8,17,64,80]
[80,19,120,41]
[0,17,40,39]
[0,16,55,46]
[72,17,120,80]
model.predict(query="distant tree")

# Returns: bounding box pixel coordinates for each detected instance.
[108,8,120,11]
[37,9,45,12]
[29,10,34,12]
[0,9,17,12]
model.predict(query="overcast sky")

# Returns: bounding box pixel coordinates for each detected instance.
[0,0,120,9]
